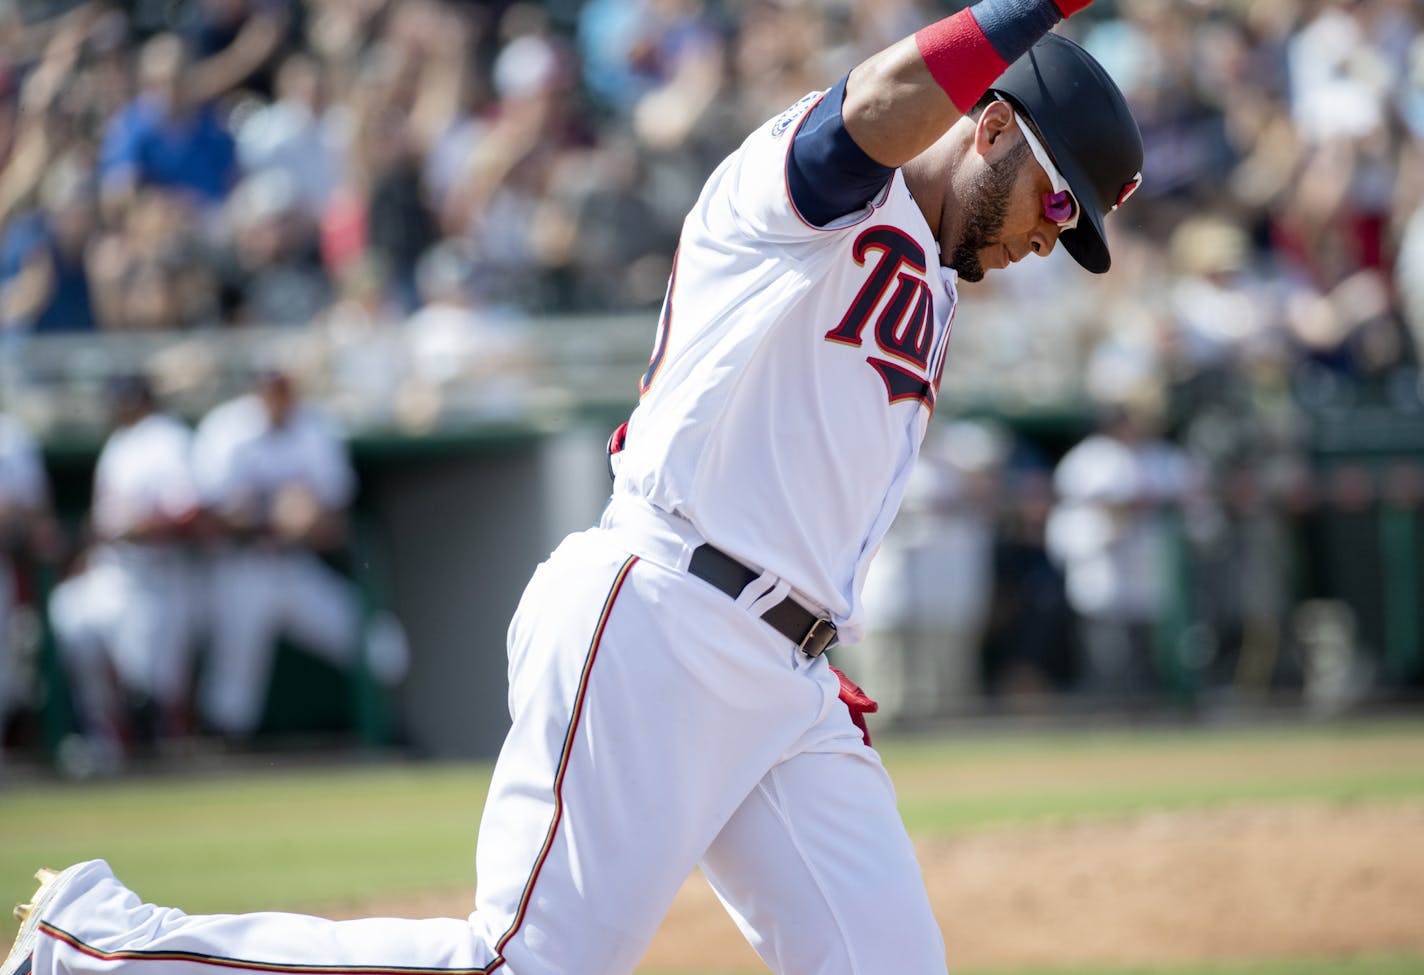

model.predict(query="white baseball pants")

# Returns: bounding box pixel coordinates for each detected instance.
[198,549,366,736]
[31,511,947,975]
[49,548,196,728]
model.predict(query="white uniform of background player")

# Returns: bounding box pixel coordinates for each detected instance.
[49,383,200,757]
[191,374,406,738]
[0,413,52,755]
[852,421,1003,721]
[10,5,1138,975]
[1046,399,1196,700]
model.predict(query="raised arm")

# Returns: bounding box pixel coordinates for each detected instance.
[842,0,1091,168]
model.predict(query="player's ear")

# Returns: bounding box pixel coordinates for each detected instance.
[972,100,1014,157]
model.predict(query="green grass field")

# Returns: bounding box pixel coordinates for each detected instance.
[5,718,1424,975]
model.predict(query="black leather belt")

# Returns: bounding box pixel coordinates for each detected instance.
[687,544,839,657]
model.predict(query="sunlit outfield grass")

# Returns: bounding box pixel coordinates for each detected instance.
[884,719,1424,833]
[4,718,1424,974]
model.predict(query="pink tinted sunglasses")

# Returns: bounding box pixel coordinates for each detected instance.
[999,96,1079,230]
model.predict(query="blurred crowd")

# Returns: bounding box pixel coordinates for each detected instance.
[1,0,1424,760]
[0,0,1421,405]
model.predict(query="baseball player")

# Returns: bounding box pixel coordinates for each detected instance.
[0,412,61,768]
[6,3,1142,974]
[48,378,201,767]
[190,370,407,740]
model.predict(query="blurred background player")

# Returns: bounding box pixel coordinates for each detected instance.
[192,369,407,741]
[851,420,1005,723]
[0,411,62,769]
[1046,390,1199,705]
[48,378,201,771]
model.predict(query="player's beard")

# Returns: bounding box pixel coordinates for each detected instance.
[947,139,1031,283]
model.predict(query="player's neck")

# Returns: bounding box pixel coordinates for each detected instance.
[901,130,970,267]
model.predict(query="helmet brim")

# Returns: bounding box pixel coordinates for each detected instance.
[1054,148,1112,274]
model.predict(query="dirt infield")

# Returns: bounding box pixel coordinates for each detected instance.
[327,801,1424,971]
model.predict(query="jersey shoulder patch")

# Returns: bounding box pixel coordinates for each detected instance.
[770,91,822,138]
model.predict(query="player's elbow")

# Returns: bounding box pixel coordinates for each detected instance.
[843,45,961,168]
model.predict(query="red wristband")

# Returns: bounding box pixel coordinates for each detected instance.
[915,10,1007,114]
[1053,0,1093,14]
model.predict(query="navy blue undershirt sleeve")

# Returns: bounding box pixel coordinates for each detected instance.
[787,76,895,228]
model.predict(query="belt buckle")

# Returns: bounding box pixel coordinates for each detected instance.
[798,617,838,657]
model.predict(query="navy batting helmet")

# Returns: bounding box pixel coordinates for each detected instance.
[991,32,1143,274]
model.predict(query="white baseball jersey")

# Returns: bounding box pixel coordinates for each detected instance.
[91,413,197,544]
[1047,433,1195,622]
[614,89,958,643]
[192,394,355,516]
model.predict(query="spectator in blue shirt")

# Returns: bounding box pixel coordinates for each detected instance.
[0,160,100,333]
[99,33,237,215]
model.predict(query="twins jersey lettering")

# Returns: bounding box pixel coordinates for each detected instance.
[615,90,958,643]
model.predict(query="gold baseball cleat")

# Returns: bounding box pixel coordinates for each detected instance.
[4,865,85,975]
[13,869,59,923]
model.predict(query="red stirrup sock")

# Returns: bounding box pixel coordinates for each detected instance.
[915,0,1091,113]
